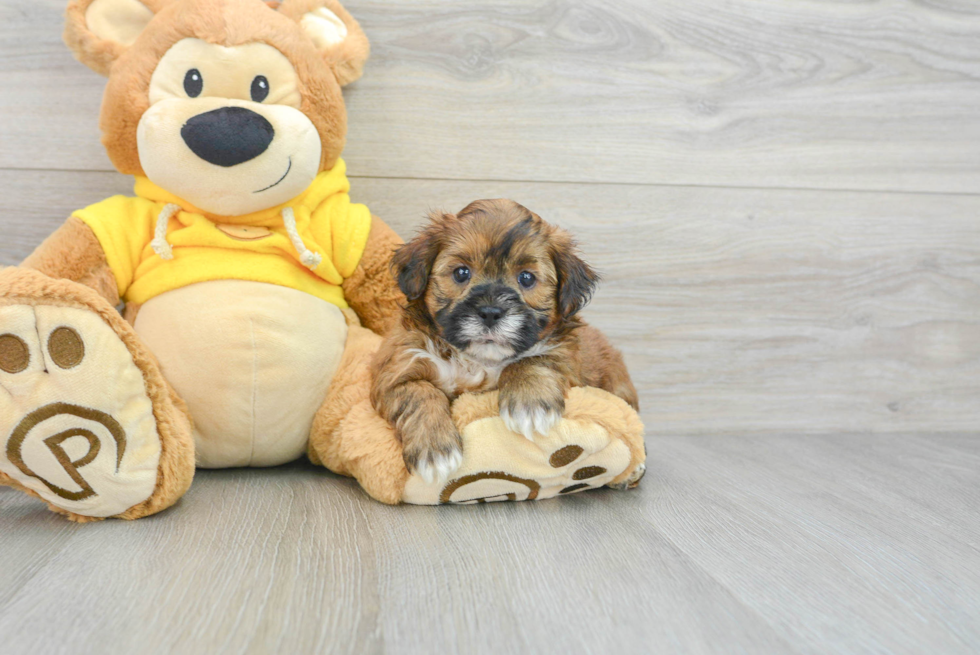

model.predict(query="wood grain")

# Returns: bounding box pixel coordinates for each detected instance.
[3,0,980,192]
[1,434,977,654]
[647,433,980,655]
[3,169,978,436]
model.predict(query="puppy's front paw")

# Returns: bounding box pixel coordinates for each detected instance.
[500,387,565,441]
[413,448,464,486]
[401,426,464,485]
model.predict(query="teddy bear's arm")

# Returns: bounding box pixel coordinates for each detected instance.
[341,215,405,336]
[20,216,119,306]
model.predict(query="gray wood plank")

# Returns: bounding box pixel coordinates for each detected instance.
[646,433,980,655]
[1,434,977,654]
[3,169,979,436]
[3,1,980,193]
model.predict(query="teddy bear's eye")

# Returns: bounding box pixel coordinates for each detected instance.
[251,75,270,103]
[183,69,203,98]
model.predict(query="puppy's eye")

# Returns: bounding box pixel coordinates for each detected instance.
[251,75,270,102]
[184,69,203,98]
[518,271,536,288]
[453,266,471,283]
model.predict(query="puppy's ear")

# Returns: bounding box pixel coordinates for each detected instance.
[391,212,452,301]
[551,231,600,318]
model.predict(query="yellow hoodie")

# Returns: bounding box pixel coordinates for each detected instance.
[74,159,371,308]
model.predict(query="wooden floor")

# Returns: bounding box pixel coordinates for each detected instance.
[2,434,979,654]
[2,0,979,653]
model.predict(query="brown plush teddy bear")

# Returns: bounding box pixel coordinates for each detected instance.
[0,0,645,521]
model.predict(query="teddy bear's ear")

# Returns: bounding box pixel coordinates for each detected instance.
[283,0,370,87]
[64,0,159,76]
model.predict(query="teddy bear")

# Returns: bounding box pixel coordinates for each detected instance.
[0,0,646,521]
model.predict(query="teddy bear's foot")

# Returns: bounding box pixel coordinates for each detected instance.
[0,272,194,521]
[401,388,647,505]
[405,421,634,504]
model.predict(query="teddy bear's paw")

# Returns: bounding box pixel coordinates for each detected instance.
[0,304,166,519]
[402,412,638,505]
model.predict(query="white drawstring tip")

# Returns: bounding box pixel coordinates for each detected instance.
[300,251,322,270]
[150,238,174,260]
[282,206,322,270]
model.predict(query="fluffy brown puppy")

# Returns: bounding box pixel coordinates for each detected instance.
[371,199,639,483]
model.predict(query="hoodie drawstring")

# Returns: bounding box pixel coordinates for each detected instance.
[150,204,323,271]
[150,203,180,260]
[282,207,323,270]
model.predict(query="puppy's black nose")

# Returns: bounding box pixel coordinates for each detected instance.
[478,306,504,327]
[181,107,274,167]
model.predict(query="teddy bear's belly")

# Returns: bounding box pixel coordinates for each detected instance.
[132,280,348,468]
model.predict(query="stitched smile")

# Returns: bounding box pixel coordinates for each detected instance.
[254,157,292,193]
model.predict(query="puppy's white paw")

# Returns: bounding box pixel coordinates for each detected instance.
[414,448,464,485]
[501,404,562,441]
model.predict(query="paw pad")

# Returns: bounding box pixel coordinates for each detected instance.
[549,445,583,467]
[555,454,608,495]
[0,333,29,373]
[48,326,85,369]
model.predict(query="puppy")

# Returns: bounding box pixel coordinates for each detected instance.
[371,199,639,483]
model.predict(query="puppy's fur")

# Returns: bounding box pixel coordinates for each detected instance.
[371,199,639,483]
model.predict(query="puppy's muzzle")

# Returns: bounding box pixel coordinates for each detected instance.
[469,284,521,328]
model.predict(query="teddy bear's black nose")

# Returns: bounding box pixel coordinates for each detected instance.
[181,107,274,167]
